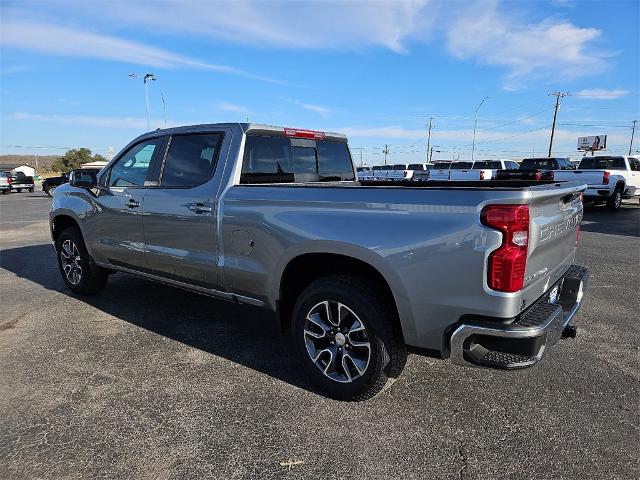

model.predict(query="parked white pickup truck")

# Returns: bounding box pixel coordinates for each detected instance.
[449,159,521,181]
[554,156,640,210]
[428,161,469,180]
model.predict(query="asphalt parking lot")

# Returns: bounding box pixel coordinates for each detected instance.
[1,189,638,480]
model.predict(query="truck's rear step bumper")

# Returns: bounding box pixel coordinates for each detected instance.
[449,265,588,369]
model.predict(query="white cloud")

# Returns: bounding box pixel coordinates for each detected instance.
[0,1,615,88]
[0,20,281,83]
[445,3,608,86]
[290,100,332,117]
[93,0,432,53]
[575,89,629,100]
[217,102,252,115]
[13,112,157,129]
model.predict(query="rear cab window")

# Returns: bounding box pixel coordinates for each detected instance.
[450,162,473,170]
[577,156,627,170]
[240,134,355,184]
[519,158,558,171]
[472,161,501,169]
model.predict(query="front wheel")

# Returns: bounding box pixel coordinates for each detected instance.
[28,187,34,192]
[292,274,407,401]
[16,188,22,193]
[607,189,622,211]
[56,227,108,294]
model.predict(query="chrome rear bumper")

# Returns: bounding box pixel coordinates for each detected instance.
[450,265,588,369]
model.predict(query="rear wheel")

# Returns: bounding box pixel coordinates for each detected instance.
[16,188,22,193]
[28,187,34,192]
[607,188,622,211]
[56,227,108,294]
[46,186,56,197]
[292,274,407,401]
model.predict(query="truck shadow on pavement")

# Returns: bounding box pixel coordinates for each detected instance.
[0,243,314,394]
[581,203,639,237]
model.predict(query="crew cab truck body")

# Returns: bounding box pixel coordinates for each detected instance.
[554,156,640,210]
[50,123,588,400]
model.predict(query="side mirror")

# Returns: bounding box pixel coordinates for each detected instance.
[70,169,98,189]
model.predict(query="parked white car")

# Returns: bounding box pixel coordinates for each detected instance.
[554,155,640,210]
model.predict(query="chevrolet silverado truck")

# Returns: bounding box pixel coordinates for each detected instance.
[554,156,640,210]
[50,123,589,400]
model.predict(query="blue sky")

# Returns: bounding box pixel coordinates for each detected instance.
[1,0,638,165]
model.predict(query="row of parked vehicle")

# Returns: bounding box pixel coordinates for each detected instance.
[357,155,640,210]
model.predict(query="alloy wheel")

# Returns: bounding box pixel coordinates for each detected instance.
[60,239,82,285]
[303,300,371,383]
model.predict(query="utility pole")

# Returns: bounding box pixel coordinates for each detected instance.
[629,120,637,156]
[425,117,433,164]
[383,144,390,165]
[471,97,489,161]
[548,91,569,157]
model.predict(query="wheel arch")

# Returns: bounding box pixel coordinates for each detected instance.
[274,245,415,344]
[51,214,81,244]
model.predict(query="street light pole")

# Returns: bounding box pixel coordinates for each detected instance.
[471,96,489,162]
[129,73,156,131]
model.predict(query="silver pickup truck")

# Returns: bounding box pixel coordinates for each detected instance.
[50,123,588,400]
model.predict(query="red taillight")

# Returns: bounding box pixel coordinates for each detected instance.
[603,171,610,185]
[479,170,485,180]
[481,204,530,292]
[534,171,542,181]
[284,128,326,140]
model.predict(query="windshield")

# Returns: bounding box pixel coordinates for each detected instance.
[450,162,473,170]
[578,156,626,170]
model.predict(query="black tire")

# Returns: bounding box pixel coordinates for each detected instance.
[606,188,622,211]
[28,187,34,192]
[16,188,22,193]
[1,189,8,195]
[292,274,407,401]
[56,227,108,294]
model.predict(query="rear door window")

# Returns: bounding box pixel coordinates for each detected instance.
[241,135,354,184]
[161,133,224,187]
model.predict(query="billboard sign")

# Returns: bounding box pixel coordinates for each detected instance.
[577,135,607,151]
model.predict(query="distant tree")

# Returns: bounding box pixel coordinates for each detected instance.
[52,148,106,172]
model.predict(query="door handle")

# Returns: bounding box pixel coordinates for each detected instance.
[126,199,140,208]
[189,202,212,214]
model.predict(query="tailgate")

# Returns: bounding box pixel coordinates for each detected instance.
[555,170,605,186]
[525,184,584,295]
[429,169,450,180]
